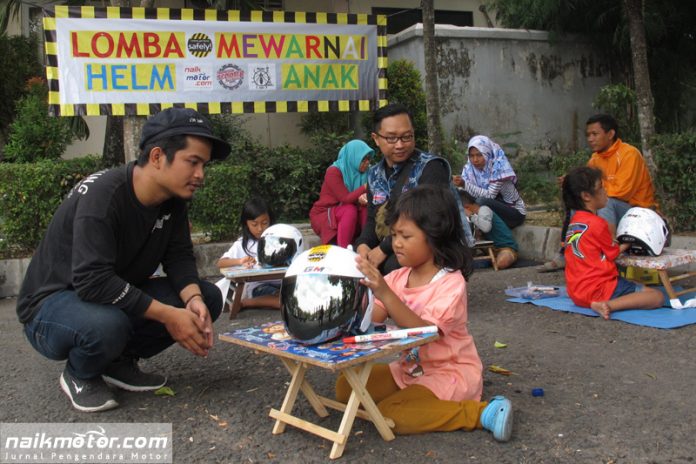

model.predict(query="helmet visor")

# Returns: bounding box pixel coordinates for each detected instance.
[281,274,368,344]
[258,236,297,267]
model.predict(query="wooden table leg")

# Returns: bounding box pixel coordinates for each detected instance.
[271,360,307,434]
[488,247,498,271]
[278,358,329,418]
[330,363,396,459]
[228,281,244,319]
[658,270,678,300]
[341,364,396,441]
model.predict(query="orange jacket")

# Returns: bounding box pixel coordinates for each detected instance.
[587,139,656,208]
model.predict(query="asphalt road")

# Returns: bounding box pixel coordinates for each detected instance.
[2,266,695,463]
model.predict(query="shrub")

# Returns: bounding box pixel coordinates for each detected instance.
[385,60,428,149]
[592,83,640,145]
[188,163,253,241]
[0,34,43,143]
[3,78,75,162]
[0,157,104,256]
[652,132,696,231]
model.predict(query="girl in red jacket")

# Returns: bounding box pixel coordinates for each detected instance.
[562,167,663,319]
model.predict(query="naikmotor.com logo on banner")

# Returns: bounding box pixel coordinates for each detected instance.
[1,423,171,463]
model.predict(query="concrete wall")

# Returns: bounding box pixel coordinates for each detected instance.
[388,25,611,153]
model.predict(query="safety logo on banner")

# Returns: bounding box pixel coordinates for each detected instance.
[188,33,212,58]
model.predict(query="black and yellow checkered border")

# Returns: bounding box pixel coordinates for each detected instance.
[43,6,388,116]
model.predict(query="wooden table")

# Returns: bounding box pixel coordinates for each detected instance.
[616,248,696,299]
[220,322,438,459]
[220,266,287,319]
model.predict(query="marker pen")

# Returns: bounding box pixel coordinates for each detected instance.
[342,325,438,343]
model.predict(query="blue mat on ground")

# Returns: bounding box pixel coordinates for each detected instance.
[507,287,696,329]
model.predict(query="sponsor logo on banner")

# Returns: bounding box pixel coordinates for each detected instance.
[187,33,212,57]
[183,65,213,90]
[217,64,244,90]
[248,64,276,90]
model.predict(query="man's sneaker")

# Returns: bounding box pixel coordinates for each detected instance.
[481,396,513,442]
[102,357,167,392]
[60,368,118,413]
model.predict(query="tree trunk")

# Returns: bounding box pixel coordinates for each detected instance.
[102,116,125,166]
[421,0,443,155]
[622,0,658,179]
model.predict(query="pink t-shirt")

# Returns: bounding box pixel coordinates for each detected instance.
[378,267,483,402]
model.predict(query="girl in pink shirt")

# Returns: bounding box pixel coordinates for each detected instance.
[337,184,513,441]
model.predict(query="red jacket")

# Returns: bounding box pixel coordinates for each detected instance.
[309,166,366,244]
[564,210,620,307]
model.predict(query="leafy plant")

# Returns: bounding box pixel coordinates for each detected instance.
[592,83,640,144]
[0,157,104,256]
[383,60,428,150]
[3,78,76,162]
[188,163,252,241]
[652,132,696,231]
[0,33,43,144]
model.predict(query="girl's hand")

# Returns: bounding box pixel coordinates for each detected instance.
[355,255,389,299]
[241,256,256,268]
[358,193,368,206]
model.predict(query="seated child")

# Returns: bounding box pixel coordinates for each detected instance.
[461,191,519,270]
[562,167,663,319]
[339,185,513,441]
[216,197,281,310]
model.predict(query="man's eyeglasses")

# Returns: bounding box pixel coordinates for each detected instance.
[375,133,415,144]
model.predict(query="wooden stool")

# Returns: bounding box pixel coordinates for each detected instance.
[616,248,696,300]
[473,240,498,271]
[220,322,438,459]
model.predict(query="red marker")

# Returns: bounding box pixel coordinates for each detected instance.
[342,325,438,343]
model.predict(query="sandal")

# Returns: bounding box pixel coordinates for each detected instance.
[536,255,565,273]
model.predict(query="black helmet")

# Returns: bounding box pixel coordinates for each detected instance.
[257,224,305,267]
[281,245,373,345]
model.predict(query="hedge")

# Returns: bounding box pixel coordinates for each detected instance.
[188,163,252,242]
[652,132,696,231]
[0,157,105,257]
[1,132,692,258]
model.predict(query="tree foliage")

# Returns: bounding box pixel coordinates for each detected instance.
[0,33,42,143]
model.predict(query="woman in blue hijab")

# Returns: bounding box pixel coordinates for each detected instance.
[310,140,375,248]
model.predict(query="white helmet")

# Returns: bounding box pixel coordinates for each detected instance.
[281,245,373,345]
[616,207,669,256]
[257,224,306,267]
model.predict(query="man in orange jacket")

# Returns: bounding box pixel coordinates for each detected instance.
[539,113,657,272]
[585,113,657,235]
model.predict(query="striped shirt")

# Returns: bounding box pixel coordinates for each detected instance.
[464,178,526,216]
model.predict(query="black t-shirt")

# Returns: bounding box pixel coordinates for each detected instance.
[17,162,199,324]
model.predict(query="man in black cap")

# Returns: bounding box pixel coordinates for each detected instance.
[17,108,230,412]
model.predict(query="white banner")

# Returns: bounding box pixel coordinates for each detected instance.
[43,7,388,115]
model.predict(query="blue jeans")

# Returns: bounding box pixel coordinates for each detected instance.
[597,197,632,227]
[23,279,222,380]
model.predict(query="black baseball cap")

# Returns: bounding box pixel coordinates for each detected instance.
[139,108,231,160]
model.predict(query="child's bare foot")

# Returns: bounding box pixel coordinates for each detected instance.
[590,301,612,320]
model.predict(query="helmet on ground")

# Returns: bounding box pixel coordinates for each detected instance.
[281,245,373,345]
[257,224,305,267]
[616,207,669,256]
